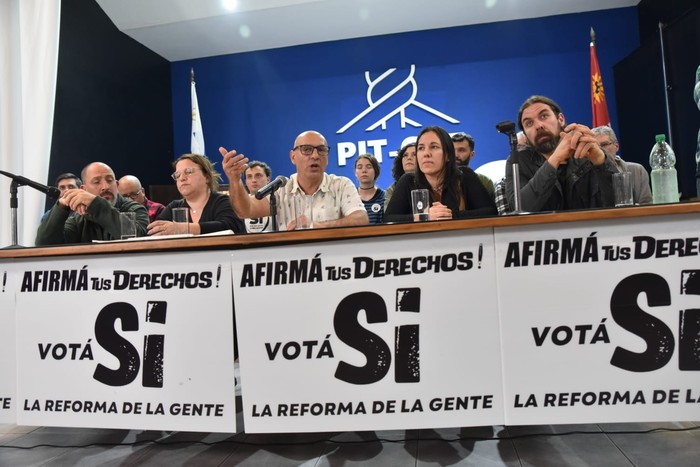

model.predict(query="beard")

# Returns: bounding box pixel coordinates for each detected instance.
[529,124,564,155]
[100,190,117,205]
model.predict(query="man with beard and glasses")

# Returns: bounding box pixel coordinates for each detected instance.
[505,95,616,212]
[36,162,148,245]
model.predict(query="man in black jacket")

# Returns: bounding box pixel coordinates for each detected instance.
[505,95,616,212]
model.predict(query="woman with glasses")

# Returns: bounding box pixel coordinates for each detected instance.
[385,126,497,222]
[147,154,245,236]
[384,142,416,209]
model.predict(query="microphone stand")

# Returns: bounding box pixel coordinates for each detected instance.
[0,170,59,249]
[496,121,523,214]
[8,180,20,248]
[258,184,284,232]
[269,189,279,232]
[507,130,517,157]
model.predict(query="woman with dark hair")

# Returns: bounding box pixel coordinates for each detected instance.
[148,153,245,235]
[384,142,416,209]
[355,153,385,224]
[385,126,496,222]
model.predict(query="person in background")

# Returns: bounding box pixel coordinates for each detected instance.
[385,126,496,222]
[118,175,165,222]
[592,125,652,205]
[243,160,273,233]
[36,162,148,245]
[40,172,82,222]
[220,130,368,230]
[451,132,495,197]
[385,142,416,209]
[355,153,385,224]
[148,154,245,236]
[55,172,82,193]
[505,95,616,212]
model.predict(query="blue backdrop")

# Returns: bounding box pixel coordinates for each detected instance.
[171,7,639,190]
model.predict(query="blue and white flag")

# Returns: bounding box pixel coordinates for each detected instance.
[191,73,205,155]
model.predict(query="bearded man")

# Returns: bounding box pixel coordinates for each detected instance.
[36,162,148,245]
[505,95,617,212]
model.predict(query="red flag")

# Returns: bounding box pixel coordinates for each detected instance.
[590,29,610,127]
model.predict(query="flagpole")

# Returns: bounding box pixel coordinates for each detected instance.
[190,68,206,155]
[658,22,673,148]
[589,27,610,128]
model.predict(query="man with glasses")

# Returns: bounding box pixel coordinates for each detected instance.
[220,130,368,230]
[451,132,495,197]
[118,175,165,222]
[592,125,652,205]
[36,162,148,245]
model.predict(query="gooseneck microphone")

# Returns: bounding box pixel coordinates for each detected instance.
[496,120,516,136]
[255,175,288,200]
[0,170,61,198]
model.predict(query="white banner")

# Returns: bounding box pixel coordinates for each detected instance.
[15,251,236,432]
[496,214,700,425]
[0,262,16,422]
[232,230,504,433]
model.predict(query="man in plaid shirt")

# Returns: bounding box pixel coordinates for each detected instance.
[494,178,510,215]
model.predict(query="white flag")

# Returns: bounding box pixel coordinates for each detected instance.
[191,78,205,155]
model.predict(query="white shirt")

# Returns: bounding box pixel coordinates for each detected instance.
[245,194,272,233]
[274,173,365,230]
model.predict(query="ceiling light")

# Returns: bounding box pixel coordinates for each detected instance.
[222,0,238,12]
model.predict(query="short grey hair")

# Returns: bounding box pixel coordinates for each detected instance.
[591,125,618,144]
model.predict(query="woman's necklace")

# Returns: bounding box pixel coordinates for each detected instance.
[359,186,376,200]
[189,193,209,214]
[190,202,206,214]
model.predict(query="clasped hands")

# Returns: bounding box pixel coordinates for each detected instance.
[552,123,606,166]
[428,202,452,221]
[58,189,95,215]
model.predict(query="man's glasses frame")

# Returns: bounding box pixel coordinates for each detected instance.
[124,188,143,200]
[293,144,330,157]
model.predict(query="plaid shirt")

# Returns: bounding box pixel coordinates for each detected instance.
[494,178,510,215]
[144,197,166,223]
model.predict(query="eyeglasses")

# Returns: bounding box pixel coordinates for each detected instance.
[171,167,200,181]
[293,145,330,157]
[124,189,142,200]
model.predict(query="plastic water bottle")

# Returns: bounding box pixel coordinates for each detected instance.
[649,134,680,204]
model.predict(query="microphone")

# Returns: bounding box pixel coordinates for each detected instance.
[255,175,288,200]
[0,170,61,198]
[496,121,516,135]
